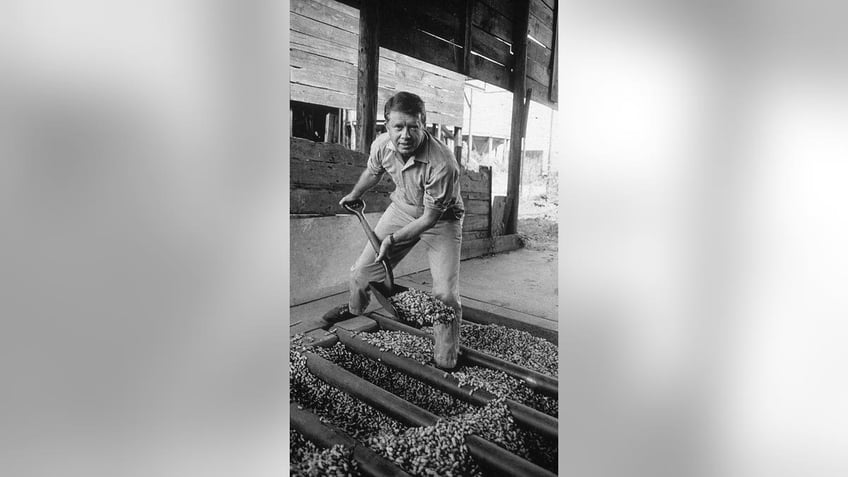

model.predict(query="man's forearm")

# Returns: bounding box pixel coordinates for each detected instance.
[349,169,382,199]
[390,208,441,244]
[341,169,382,206]
[374,208,442,262]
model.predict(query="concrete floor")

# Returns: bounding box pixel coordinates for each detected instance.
[290,247,558,336]
[404,248,558,322]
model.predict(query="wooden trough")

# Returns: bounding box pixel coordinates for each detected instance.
[291,301,558,476]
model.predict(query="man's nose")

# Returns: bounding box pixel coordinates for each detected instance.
[399,127,409,139]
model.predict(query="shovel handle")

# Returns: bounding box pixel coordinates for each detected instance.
[343,198,394,290]
[342,199,383,255]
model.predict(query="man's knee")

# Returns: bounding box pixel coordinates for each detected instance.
[349,263,366,288]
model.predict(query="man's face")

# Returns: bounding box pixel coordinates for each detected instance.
[387,110,425,159]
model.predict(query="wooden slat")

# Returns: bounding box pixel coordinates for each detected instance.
[395,54,467,91]
[391,72,464,111]
[538,0,555,10]
[460,234,522,259]
[380,22,462,74]
[290,12,358,49]
[470,27,512,66]
[462,230,491,241]
[290,159,394,193]
[462,214,490,232]
[471,1,513,44]
[291,189,393,215]
[463,191,492,201]
[463,198,491,215]
[468,54,511,91]
[477,0,516,20]
[290,83,356,110]
[290,31,358,65]
[526,55,551,87]
[377,53,400,94]
[461,174,492,194]
[527,77,553,108]
[290,0,359,34]
[290,57,357,95]
[528,13,554,48]
[290,68,354,94]
[490,195,507,236]
[526,39,552,68]
[529,0,554,30]
[291,137,368,164]
[376,88,459,127]
[380,0,464,44]
[291,48,356,75]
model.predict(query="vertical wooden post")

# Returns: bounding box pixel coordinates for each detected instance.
[453,126,463,166]
[357,0,380,154]
[466,86,474,169]
[549,0,558,103]
[338,109,344,144]
[462,0,474,75]
[505,2,531,235]
[324,112,338,143]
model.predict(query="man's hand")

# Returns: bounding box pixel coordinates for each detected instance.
[374,235,393,262]
[339,192,360,207]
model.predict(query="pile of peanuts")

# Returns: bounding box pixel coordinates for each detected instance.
[389,288,457,327]
[289,319,558,475]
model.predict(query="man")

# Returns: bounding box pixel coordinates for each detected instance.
[323,92,464,357]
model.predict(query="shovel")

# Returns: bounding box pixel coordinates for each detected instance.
[342,199,406,318]
[343,199,459,369]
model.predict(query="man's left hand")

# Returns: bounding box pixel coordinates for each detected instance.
[375,235,392,263]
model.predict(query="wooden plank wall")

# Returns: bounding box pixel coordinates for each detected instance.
[290,0,466,126]
[377,0,558,108]
[291,138,492,241]
[290,0,359,109]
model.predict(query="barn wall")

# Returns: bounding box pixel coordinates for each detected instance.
[290,138,497,306]
[378,0,558,108]
[290,138,491,241]
[289,0,468,126]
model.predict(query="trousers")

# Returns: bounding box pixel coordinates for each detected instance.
[348,202,463,321]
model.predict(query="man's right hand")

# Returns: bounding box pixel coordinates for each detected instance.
[339,193,360,207]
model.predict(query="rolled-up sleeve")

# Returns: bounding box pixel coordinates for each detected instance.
[366,140,385,176]
[423,162,459,212]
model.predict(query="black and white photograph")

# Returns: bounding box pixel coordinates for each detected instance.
[288,0,559,475]
[6,0,848,476]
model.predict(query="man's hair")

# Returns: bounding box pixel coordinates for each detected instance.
[384,91,427,124]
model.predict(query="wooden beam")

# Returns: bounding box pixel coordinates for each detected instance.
[505,2,530,235]
[357,0,380,154]
[324,112,338,143]
[463,0,474,74]
[549,0,558,103]
[491,195,507,236]
[454,126,463,165]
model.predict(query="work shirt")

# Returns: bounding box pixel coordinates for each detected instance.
[367,131,464,219]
